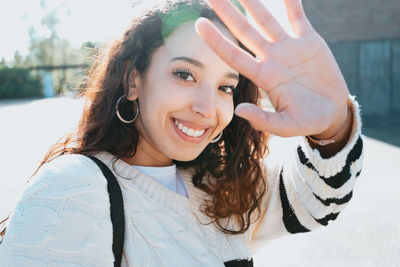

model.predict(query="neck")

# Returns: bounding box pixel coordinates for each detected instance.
[123,138,172,167]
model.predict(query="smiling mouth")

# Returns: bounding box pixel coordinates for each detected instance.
[173,119,207,138]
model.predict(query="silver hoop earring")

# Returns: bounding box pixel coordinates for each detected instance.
[210,130,223,143]
[116,95,139,124]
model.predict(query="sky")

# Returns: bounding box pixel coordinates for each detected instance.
[0,0,292,62]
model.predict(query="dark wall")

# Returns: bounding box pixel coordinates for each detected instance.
[303,0,400,42]
[329,39,400,116]
[303,0,400,116]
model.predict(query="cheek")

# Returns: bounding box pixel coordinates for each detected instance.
[219,98,235,127]
[138,85,184,127]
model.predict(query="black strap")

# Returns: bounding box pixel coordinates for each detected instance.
[87,155,125,267]
[224,258,254,267]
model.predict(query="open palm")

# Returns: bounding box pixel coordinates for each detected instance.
[196,0,350,138]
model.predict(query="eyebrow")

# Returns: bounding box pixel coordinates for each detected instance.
[171,56,240,81]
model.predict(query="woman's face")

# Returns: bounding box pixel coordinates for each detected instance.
[128,22,239,166]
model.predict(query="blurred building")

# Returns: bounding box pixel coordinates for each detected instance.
[303,0,400,116]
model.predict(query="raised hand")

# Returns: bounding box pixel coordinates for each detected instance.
[196,0,350,139]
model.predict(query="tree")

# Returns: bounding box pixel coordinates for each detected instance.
[28,6,60,67]
[0,58,6,68]
[13,51,23,68]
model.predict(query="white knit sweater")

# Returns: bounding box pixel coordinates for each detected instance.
[0,99,363,266]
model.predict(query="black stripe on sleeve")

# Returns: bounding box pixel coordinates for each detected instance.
[315,212,340,226]
[279,169,310,234]
[297,136,363,189]
[313,191,353,206]
[280,168,346,229]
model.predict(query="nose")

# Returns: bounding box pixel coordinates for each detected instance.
[191,84,217,119]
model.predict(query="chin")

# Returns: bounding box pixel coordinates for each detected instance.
[171,150,203,162]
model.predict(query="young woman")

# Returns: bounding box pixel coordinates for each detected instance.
[0,0,363,266]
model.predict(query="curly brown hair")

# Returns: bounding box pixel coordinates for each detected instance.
[36,0,269,235]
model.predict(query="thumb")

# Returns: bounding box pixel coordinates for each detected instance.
[235,103,293,137]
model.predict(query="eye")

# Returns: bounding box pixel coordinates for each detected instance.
[219,85,236,95]
[173,68,196,82]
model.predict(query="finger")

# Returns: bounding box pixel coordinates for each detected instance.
[235,103,296,137]
[195,17,261,83]
[283,0,314,36]
[206,0,272,56]
[238,0,288,42]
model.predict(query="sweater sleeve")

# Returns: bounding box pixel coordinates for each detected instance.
[250,96,364,254]
[0,154,114,266]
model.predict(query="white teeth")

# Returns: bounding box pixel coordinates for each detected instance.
[174,119,206,137]
[176,120,183,130]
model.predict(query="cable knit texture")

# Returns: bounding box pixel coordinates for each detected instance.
[0,98,363,266]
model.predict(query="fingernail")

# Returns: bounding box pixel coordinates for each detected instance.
[194,17,208,32]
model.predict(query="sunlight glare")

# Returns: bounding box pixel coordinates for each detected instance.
[0,0,295,62]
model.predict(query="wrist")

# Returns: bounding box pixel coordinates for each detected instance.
[307,98,353,147]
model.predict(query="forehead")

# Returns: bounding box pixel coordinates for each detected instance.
[162,21,238,74]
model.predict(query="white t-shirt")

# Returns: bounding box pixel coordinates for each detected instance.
[134,164,189,198]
